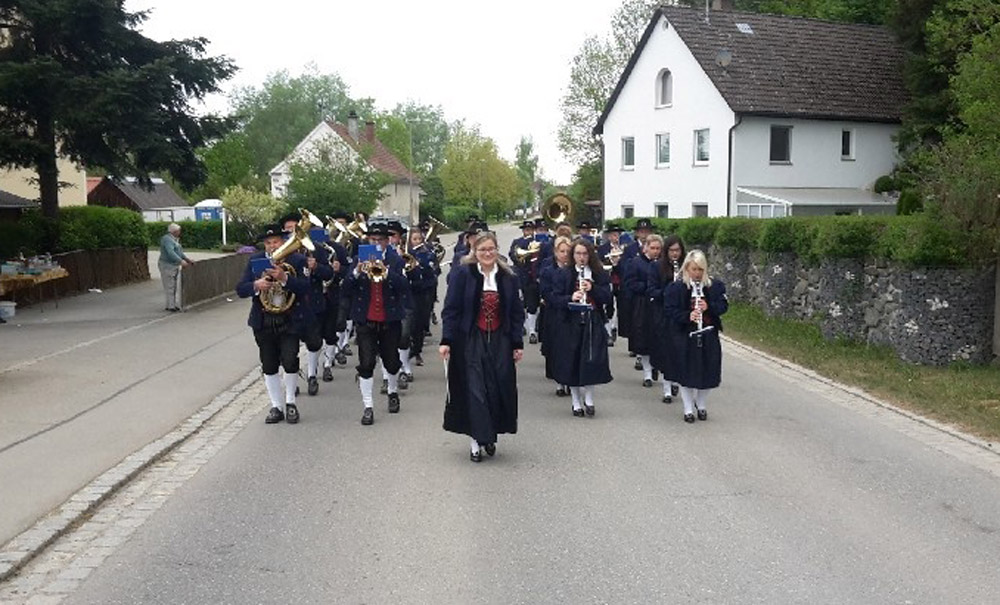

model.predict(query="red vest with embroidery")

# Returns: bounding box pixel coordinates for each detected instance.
[477,291,501,332]
[367,281,386,322]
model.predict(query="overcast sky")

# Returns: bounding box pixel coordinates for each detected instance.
[125,0,629,185]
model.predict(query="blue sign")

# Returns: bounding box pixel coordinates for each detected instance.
[356,244,384,263]
[250,257,273,276]
[309,228,329,243]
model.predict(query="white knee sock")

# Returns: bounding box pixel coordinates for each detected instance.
[470,437,480,454]
[525,313,537,334]
[380,359,389,381]
[570,386,582,410]
[323,343,335,367]
[584,385,595,407]
[387,373,399,395]
[605,320,614,338]
[661,377,671,396]
[264,373,282,408]
[641,356,653,380]
[679,386,696,415]
[398,348,412,374]
[336,331,348,351]
[307,350,320,378]
[359,377,374,408]
[695,388,708,411]
[283,372,297,404]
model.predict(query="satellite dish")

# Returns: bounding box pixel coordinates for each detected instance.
[715,48,732,68]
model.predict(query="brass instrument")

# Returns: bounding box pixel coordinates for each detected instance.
[260,208,322,314]
[514,240,542,262]
[424,215,447,264]
[360,259,387,283]
[399,245,420,273]
[542,193,573,227]
[602,242,624,272]
[330,213,368,254]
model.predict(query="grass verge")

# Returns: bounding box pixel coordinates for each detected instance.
[723,303,1000,443]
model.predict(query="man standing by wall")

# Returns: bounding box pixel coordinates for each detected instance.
[159,223,193,311]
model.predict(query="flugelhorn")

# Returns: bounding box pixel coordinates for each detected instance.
[260,208,322,314]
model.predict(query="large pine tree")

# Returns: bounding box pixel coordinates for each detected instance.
[0,1,235,220]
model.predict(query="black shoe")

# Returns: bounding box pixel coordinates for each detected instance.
[628,351,636,358]
[611,328,617,340]
[361,407,374,425]
[404,372,414,383]
[652,369,659,381]
[484,443,496,457]
[529,333,538,345]
[642,379,652,388]
[470,450,483,463]
[380,379,388,394]
[607,338,614,347]
[398,374,409,390]
[322,366,334,382]
[684,413,695,423]
[343,346,354,356]
[335,352,348,366]
[556,386,569,397]
[572,408,585,417]
[307,376,319,396]
[431,313,438,325]
[584,405,595,417]
[662,395,673,404]
[388,392,400,413]
[285,403,299,424]
[265,407,284,424]
[634,359,643,371]
[413,354,424,367]
[697,409,708,421]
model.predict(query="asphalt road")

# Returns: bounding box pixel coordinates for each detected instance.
[11,229,1000,604]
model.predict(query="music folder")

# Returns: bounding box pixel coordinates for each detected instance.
[250,257,273,276]
[356,245,384,263]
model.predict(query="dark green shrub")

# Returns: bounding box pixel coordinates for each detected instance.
[812,216,889,259]
[58,206,147,250]
[442,205,478,230]
[878,214,966,266]
[147,220,224,249]
[715,218,761,250]
[873,175,898,193]
[677,218,720,248]
[896,189,923,215]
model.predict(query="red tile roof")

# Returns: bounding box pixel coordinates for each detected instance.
[326,121,419,183]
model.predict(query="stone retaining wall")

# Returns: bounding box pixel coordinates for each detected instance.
[708,246,996,365]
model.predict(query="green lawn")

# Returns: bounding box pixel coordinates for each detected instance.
[723,303,1000,443]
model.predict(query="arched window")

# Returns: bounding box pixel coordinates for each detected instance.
[656,69,673,107]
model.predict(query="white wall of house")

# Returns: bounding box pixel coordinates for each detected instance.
[142,207,196,223]
[732,117,900,200]
[374,181,422,221]
[270,123,355,199]
[602,14,736,220]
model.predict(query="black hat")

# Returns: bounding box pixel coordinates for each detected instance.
[520,220,535,229]
[387,221,406,235]
[576,221,592,231]
[534,218,547,228]
[367,222,390,237]
[419,221,430,231]
[278,213,300,229]
[257,224,284,242]
[635,218,654,230]
[331,211,350,221]
[465,221,488,235]
[604,224,625,233]
[466,214,480,225]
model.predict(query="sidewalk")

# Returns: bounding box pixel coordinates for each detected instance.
[0,251,260,546]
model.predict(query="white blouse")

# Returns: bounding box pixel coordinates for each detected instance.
[478,263,498,292]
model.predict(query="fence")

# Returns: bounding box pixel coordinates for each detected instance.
[179,254,249,308]
[2,248,150,306]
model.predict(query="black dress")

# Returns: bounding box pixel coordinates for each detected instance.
[440,264,525,444]
[649,262,681,375]
[662,280,728,389]
[624,254,657,355]
[544,266,613,387]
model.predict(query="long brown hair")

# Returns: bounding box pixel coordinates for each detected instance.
[658,234,686,281]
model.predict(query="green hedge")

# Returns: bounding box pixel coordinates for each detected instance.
[1,207,148,258]
[146,220,224,250]
[442,205,478,230]
[605,214,990,267]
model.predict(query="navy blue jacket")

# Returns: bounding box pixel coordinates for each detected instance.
[321,241,350,306]
[236,251,314,333]
[544,265,613,310]
[304,246,335,314]
[440,263,524,350]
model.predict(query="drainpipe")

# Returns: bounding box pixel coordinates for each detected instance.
[726,113,743,217]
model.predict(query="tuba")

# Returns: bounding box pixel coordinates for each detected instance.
[542,193,573,227]
[260,209,322,314]
[425,215,448,264]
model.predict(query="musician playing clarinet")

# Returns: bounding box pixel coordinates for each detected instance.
[662,250,728,423]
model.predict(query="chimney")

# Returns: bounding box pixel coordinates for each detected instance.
[347,110,359,141]
[711,0,733,9]
[364,120,375,142]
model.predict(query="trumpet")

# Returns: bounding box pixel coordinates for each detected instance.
[514,240,541,262]
[359,259,388,283]
[602,243,624,272]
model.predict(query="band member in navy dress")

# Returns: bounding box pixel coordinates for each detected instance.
[538,235,573,397]
[407,228,437,367]
[342,223,410,425]
[546,239,613,417]
[617,217,654,355]
[596,225,626,343]
[439,232,525,462]
[624,234,662,386]
[236,225,314,425]
[663,250,728,423]
[649,235,685,403]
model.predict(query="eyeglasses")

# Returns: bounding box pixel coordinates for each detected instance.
[477,247,497,253]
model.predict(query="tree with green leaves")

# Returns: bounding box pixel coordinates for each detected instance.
[514,136,540,214]
[191,132,263,201]
[384,101,451,176]
[284,150,388,220]
[221,185,284,244]
[439,123,520,220]
[0,0,235,220]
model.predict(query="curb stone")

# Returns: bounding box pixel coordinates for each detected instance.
[0,368,260,583]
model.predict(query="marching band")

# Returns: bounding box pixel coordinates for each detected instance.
[238,209,728,461]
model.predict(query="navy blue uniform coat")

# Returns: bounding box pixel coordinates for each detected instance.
[543,265,613,387]
[236,251,314,334]
[662,279,728,389]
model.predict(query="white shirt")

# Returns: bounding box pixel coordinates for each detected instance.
[478,263,498,292]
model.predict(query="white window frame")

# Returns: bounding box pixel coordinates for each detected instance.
[621,205,635,219]
[693,128,710,165]
[691,203,709,218]
[841,128,856,161]
[622,137,635,170]
[656,69,673,108]
[736,203,787,218]
[655,203,669,219]
[655,132,671,168]
[769,125,793,164]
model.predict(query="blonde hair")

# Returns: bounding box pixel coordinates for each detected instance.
[553,236,573,266]
[460,231,513,275]
[681,249,713,287]
[644,234,663,250]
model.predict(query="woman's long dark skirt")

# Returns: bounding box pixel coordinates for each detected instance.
[464,328,518,445]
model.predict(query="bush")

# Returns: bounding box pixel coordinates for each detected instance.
[896,189,924,215]
[877,214,966,266]
[442,205,478,230]
[57,206,147,251]
[146,220,224,249]
[715,218,761,250]
[873,174,898,193]
[811,216,889,259]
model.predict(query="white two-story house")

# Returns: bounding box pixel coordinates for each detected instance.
[271,112,422,223]
[595,5,908,220]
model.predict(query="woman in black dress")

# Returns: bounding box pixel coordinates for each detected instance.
[439,232,525,462]
[538,235,573,397]
[544,239,613,417]
[662,250,728,423]
[623,234,662,387]
[649,235,686,403]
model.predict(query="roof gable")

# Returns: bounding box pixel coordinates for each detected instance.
[0,189,37,209]
[596,6,907,133]
[88,177,189,210]
[326,121,418,183]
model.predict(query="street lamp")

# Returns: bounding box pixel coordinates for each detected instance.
[407,125,416,229]
[477,158,485,217]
